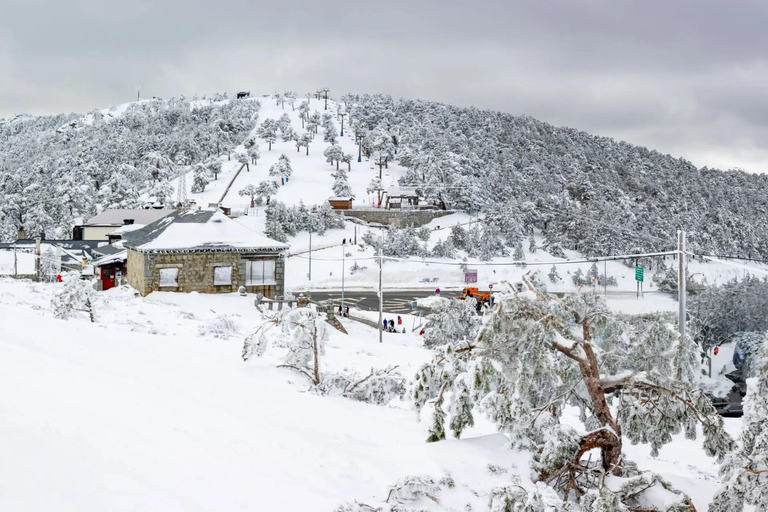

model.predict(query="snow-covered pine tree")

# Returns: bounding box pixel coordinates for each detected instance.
[255,180,279,206]
[411,278,734,509]
[278,113,291,131]
[238,184,259,207]
[191,162,209,193]
[205,157,222,181]
[513,241,525,266]
[324,144,344,170]
[448,224,468,251]
[571,267,586,286]
[264,202,288,242]
[323,123,338,144]
[269,154,292,185]
[257,119,278,150]
[710,336,768,512]
[548,264,561,283]
[430,239,457,259]
[587,262,600,287]
[529,235,537,253]
[52,273,95,322]
[331,168,354,198]
[299,132,312,156]
[247,144,260,165]
[281,125,296,143]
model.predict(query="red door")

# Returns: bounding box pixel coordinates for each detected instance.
[101,267,115,291]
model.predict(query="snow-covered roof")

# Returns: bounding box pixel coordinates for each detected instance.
[84,209,173,227]
[108,224,146,237]
[93,249,128,267]
[387,186,419,197]
[123,209,290,254]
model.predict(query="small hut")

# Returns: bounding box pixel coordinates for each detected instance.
[384,186,420,210]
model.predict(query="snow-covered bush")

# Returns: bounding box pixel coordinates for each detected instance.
[51,274,95,321]
[429,238,456,259]
[422,298,482,349]
[321,366,405,405]
[243,307,327,385]
[198,314,240,339]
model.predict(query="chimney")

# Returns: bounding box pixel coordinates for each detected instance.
[123,219,135,225]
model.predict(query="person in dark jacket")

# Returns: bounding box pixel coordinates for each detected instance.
[388,319,395,332]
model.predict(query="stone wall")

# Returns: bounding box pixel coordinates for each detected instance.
[127,249,285,298]
[126,249,146,294]
[341,209,454,228]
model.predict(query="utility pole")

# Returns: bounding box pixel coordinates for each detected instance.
[308,227,312,281]
[678,230,687,342]
[339,113,347,136]
[378,244,383,343]
[13,241,17,278]
[34,236,41,282]
[341,239,346,315]
[603,259,607,299]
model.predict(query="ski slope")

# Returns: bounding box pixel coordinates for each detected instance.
[178,95,407,212]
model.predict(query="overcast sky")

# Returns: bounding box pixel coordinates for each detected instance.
[1,0,766,173]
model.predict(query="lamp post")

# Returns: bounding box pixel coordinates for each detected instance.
[339,113,347,136]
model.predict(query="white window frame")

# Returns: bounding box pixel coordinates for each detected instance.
[158,267,179,287]
[245,259,276,286]
[213,265,233,286]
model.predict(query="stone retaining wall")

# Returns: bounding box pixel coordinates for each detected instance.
[341,209,454,228]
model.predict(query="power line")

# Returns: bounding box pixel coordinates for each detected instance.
[687,252,768,265]
[288,250,677,266]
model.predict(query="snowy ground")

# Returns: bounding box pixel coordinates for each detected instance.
[0,279,744,511]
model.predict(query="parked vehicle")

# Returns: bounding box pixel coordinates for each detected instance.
[458,287,493,310]
[716,403,744,418]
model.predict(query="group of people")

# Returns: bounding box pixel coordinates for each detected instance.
[383,316,403,333]
[337,305,350,317]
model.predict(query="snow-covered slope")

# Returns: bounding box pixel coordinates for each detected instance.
[0,279,742,511]
[179,96,406,211]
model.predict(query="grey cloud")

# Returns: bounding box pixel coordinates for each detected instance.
[2,0,768,172]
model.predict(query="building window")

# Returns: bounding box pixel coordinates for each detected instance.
[213,266,233,286]
[159,268,179,287]
[245,259,276,286]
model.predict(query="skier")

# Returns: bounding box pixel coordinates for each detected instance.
[345,305,350,317]
[388,319,395,332]
[383,318,388,330]
[397,315,402,326]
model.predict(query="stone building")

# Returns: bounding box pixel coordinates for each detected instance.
[123,209,289,297]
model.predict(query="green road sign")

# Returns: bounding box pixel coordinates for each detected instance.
[635,266,644,282]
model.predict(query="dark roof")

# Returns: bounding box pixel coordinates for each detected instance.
[92,243,125,258]
[0,239,103,251]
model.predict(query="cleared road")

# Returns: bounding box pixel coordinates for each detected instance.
[303,290,462,314]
